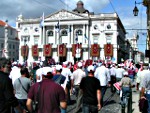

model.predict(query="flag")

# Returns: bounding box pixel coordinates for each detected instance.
[91,44,100,57]
[21,45,29,57]
[58,44,66,57]
[72,44,82,57]
[43,44,52,56]
[32,45,39,57]
[104,44,113,57]
[40,12,44,27]
[68,25,72,33]
[55,21,60,33]
[84,34,88,40]
[113,82,121,91]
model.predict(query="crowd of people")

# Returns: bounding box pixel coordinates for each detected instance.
[0,57,150,113]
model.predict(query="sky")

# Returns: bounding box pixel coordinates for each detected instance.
[0,0,147,53]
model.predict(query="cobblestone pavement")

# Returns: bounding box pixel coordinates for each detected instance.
[67,87,121,113]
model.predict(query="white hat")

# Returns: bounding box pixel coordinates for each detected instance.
[87,65,94,72]
[36,68,43,76]
[56,65,62,71]
[12,61,17,66]
[42,67,53,76]
[78,62,82,67]
[63,61,68,65]
[123,71,128,76]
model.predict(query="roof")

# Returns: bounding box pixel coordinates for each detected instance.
[0,20,6,26]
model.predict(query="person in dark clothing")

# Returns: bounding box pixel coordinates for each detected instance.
[0,58,22,113]
[80,65,101,113]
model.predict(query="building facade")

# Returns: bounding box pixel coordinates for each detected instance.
[0,20,19,60]
[16,1,127,64]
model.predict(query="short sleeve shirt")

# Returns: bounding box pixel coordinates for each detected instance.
[28,79,66,113]
[80,76,101,105]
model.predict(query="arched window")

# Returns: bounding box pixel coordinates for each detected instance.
[61,30,68,36]
[76,29,83,36]
[47,31,53,36]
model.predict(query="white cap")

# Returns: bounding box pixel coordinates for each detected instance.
[63,61,68,65]
[42,67,53,76]
[78,62,82,67]
[56,65,62,71]
[87,65,94,72]
[123,71,128,76]
[36,68,43,76]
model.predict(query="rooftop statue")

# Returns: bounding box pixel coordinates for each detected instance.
[73,0,89,14]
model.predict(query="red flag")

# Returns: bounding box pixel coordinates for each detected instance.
[32,45,39,57]
[72,44,82,57]
[104,44,113,57]
[21,45,29,57]
[43,44,52,56]
[91,44,100,57]
[58,44,66,57]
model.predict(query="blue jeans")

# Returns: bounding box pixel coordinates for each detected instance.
[146,94,150,113]
[129,75,134,82]
[82,104,98,113]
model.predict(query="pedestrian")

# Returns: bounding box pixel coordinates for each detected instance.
[71,62,86,113]
[110,64,117,93]
[14,67,31,113]
[80,65,101,113]
[26,66,67,113]
[115,64,125,82]
[140,64,150,113]
[61,61,72,104]
[0,58,23,113]
[94,63,110,107]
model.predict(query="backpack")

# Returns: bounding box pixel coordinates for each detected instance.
[139,97,148,112]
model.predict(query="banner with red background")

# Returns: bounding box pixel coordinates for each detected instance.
[32,45,39,57]
[21,45,29,57]
[58,44,66,57]
[104,44,113,57]
[43,44,52,57]
[72,44,82,57]
[91,44,100,57]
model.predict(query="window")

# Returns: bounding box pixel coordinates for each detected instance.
[61,30,68,36]
[13,45,15,49]
[10,29,13,35]
[9,44,11,49]
[1,43,4,48]
[76,29,83,36]
[34,36,39,44]
[47,31,53,36]
[106,36,112,44]
[93,36,99,44]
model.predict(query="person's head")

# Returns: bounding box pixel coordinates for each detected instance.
[87,65,95,76]
[56,65,62,73]
[0,58,11,74]
[42,67,53,79]
[123,71,129,77]
[20,67,29,78]
[78,62,82,69]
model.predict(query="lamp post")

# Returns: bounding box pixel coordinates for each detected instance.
[133,1,140,16]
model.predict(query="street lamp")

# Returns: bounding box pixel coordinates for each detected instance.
[133,1,139,16]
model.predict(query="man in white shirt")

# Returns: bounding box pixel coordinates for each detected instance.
[94,63,110,106]
[110,64,117,93]
[9,62,21,85]
[115,65,125,82]
[61,61,72,104]
[71,62,86,113]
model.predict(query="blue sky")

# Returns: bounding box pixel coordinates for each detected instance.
[0,0,147,53]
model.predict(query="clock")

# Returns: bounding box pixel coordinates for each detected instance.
[107,24,111,29]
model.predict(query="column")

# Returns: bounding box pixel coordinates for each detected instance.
[71,25,74,44]
[83,24,86,44]
[43,26,45,45]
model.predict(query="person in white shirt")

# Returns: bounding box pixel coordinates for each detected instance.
[9,62,21,85]
[110,64,117,93]
[71,62,86,113]
[36,68,43,82]
[61,61,72,104]
[94,63,110,106]
[115,65,125,82]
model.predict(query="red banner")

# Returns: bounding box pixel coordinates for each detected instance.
[21,45,29,57]
[43,44,52,57]
[104,44,113,57]
[58,44,66,57]
[72,44,82,57]
[32,45,39,57]
[91,44,100,57]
